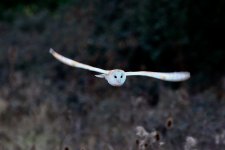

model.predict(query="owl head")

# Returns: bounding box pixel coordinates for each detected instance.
[95,69,126,86]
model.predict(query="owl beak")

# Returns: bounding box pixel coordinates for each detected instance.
[117,79,122,84]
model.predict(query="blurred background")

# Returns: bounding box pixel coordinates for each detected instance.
[0,0,225,149]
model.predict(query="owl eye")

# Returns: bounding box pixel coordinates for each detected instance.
[121,75,123,78]
[114,75,117,78]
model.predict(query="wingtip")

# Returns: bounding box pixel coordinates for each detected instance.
[49,48,55,54]
[179,72,190,81]
[185,72,191,80]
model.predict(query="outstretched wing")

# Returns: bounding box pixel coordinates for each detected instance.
[125,71,190,82]
[49,48,109,74]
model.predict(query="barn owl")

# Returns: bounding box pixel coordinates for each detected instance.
[49,48,190,86]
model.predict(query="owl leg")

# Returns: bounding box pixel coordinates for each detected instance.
[95,74,106,78]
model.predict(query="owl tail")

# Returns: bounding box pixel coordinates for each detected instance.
[95,74,106,78]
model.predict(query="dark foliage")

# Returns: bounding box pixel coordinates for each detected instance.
[0,0,225,149]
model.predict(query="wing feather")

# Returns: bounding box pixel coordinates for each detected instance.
[125,71,190,82]
[49,48,109,74]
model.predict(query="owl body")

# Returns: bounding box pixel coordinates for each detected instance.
[95,69,126,86]
[105,69,126,86]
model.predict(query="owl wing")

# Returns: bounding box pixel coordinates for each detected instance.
[125,71,190,82]
[49,48,109,74]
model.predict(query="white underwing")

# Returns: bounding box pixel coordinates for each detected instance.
[50,48,190,86]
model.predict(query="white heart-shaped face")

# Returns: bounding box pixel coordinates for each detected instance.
[105,69,126,86]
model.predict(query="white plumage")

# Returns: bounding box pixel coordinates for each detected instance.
[49,48,190,86]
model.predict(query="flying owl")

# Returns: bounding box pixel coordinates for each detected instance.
[49,48,190,86]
